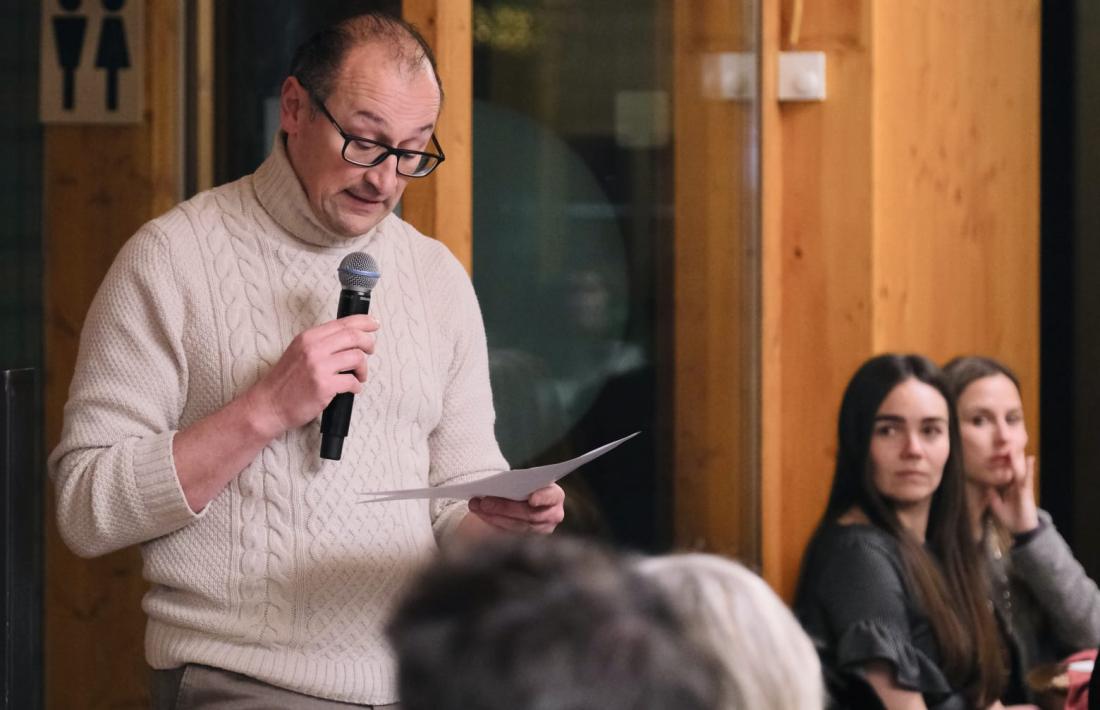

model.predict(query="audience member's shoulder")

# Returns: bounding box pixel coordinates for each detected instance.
[802,523,908,608]
[813,520,901,567]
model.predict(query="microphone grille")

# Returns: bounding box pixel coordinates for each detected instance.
[338,252,381,292]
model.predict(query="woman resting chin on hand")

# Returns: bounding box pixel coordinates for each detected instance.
[945,356,1100,707]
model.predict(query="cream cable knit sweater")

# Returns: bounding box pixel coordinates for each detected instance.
[49,138,507,704]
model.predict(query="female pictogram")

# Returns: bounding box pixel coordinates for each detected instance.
[95,0,130,111]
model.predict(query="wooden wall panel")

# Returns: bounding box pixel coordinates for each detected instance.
[870,0,1041,435]
[761,0,1040,599]
[43,4,182,708]
[400,0,473,271]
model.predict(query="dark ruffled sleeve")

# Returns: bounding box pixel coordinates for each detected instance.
[836,619,952,696]
[797,526,959,703]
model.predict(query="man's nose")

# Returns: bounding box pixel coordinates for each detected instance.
[363,154,399,192]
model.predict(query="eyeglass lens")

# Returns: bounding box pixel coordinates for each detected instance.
[344,140,439,177]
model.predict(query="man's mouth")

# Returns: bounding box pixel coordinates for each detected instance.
[345,190,382,204]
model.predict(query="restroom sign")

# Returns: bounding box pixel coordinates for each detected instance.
[40,0,145,124]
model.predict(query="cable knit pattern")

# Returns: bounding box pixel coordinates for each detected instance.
[48,137,507,704]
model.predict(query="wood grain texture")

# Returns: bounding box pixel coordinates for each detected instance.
[193,0,216,193]
[760,0,784,589]
[400,0,473,271]
[43,2,181,707]
[870,0,1041,442]
[760,0,1040,600]
[762,0,876,598]
[672,0,758,561]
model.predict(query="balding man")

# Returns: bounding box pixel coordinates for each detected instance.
[50,12,564,709]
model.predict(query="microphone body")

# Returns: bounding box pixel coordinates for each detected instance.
[320,253,380,460]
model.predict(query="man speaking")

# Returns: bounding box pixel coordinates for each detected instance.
[49,11,564,709]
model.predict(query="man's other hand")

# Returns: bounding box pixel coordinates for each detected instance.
[467,484,566,535]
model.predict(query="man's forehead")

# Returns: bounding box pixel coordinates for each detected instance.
[335,42,439,96]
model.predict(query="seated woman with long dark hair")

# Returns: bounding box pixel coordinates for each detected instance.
[795,354,1021,709]
[944,355,1100,705]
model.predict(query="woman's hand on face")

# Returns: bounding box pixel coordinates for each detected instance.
[984,454,1040,535]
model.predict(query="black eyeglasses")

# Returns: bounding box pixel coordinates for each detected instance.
[300,84,445,178]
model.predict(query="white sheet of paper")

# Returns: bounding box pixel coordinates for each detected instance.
[358,432,640,503]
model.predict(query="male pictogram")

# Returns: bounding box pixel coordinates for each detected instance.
[95,0,130,111]
[51,0,87,111]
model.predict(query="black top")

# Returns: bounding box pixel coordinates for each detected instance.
[794,522,969,710]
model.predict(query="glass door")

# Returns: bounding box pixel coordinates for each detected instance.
[471,0,760,556]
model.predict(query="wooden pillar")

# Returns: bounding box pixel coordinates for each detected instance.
[401,0,474,271]
[672,1,759,561]
[760,0,876,598]
[43,2,182,707]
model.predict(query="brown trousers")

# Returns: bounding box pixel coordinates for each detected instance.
[150,664,401,710]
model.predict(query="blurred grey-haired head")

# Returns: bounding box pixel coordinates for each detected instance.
[338,252,381,292]
[636,553,826,710]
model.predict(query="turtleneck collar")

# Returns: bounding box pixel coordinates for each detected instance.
[253,133,384,250]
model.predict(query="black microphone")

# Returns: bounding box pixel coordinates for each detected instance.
[320,252,381,460]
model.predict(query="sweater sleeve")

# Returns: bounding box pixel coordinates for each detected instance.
[419,241,509,540]
[1011,509,1100,651]
[48,225,201,558]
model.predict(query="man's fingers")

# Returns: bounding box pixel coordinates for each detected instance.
[527,484,565,508]
[317,324,376,355]
[329,349,369,382]
[470,496,526,518]
[474,495,558,519]
[470,510,532,533]
[352,353,369,383]
[300,314,379,342]
[327,314,380,334]
[470,492,566,531]
[528,504,565,527]
[470,510,560,535]
[339,313,380,330]
[336,372,364,395]
[468,485,567,535]
[300,322,376,387]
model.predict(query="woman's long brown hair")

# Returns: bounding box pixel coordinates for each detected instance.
[820,354,1005,706]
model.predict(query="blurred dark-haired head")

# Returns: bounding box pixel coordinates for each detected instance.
[387,535,723,710]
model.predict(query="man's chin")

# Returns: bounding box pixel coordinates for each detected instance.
[327,211,388,238]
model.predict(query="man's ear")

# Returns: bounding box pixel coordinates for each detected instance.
[280,76,307,135]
